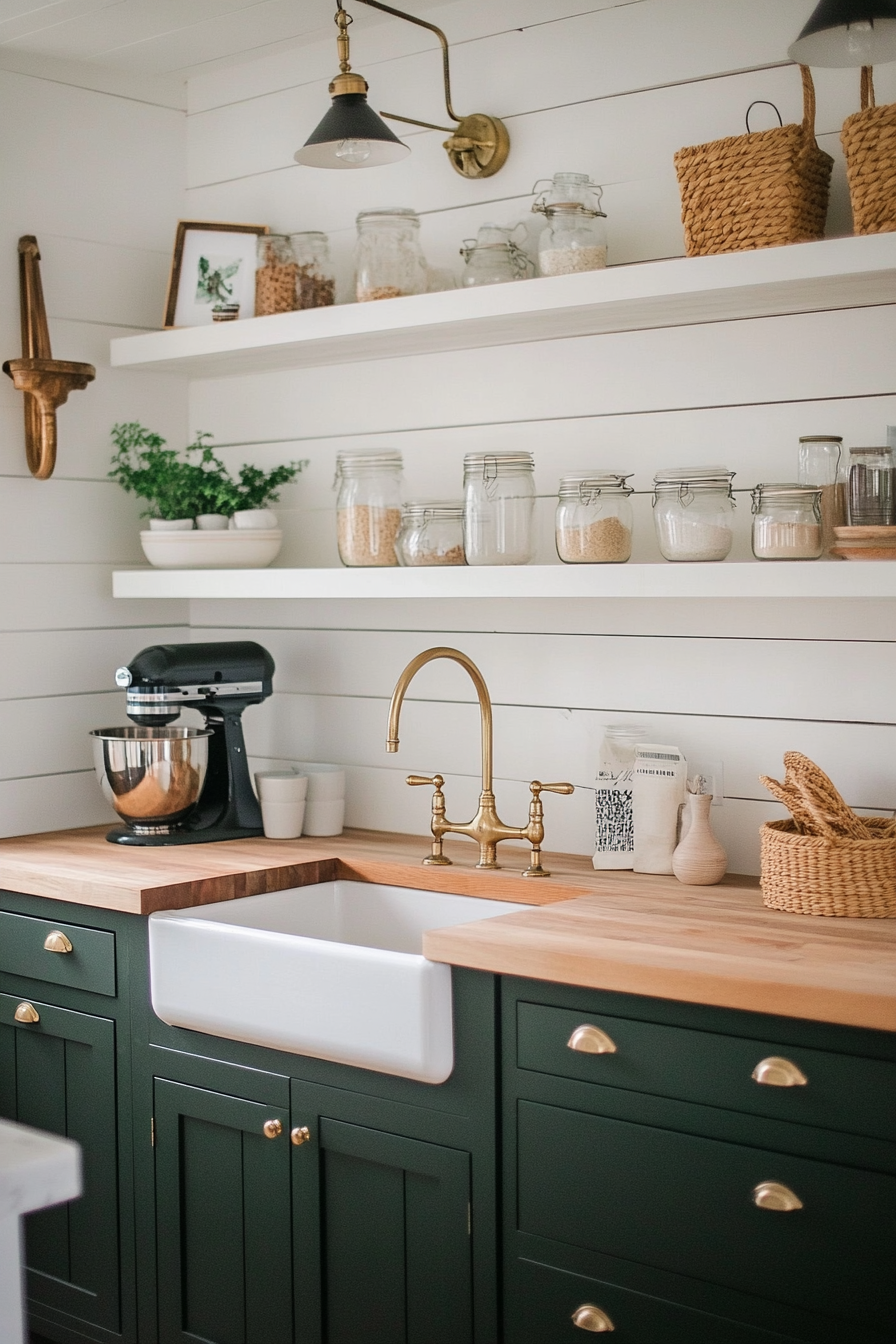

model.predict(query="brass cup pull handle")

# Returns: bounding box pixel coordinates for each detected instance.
[14,1002,40,1024]
[43,930,73,954]
[572,1303,615,1332]
[567,1024,617,1055]
[262,1119,283,1139]
[752,1181,803,1212]
[531,781,575,796]
[290,1126,312,1147]
[751,1056,808,1087]
[407,774,444,788]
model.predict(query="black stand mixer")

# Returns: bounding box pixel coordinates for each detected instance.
[92,641,275,846]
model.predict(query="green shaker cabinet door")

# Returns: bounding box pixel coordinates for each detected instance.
[0,993,120,1334]
[154,1077,292,1344]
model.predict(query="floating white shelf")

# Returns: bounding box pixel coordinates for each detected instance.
[110,234,896,378]
[112,562,896,602]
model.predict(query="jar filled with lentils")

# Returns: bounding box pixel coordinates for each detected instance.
[334,451,403,566]
[556,474,633,563]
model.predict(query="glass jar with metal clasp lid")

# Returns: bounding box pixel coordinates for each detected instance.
[460,224,533,287]
[555,473,633,563]
[532,173,608,277]
[463,452,536,565]
[652,467,736,562]
[751,483,823,560]
[334,451,403,567]
[396,501,466,567]
[355,208,428,302]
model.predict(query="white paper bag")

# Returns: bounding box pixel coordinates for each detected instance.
[632,744,688,874]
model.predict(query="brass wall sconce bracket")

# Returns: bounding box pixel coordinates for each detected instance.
[2,236,95,480]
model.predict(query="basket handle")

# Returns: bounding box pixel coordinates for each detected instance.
[861,65,876,110]
[745,100,783,133]
[799,64,819,138]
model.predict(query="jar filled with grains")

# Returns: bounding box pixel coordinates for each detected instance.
[751,483,823,560]
[334,451,403,567]
[555,474,633,563]
[463,452,536,565]
[396,502,466,566]
[798,435,844,554]
[532,173,608,277]
[652,467,736,562]
[289,231,336,309]
[355,208,428,302]
[255,235,298,315]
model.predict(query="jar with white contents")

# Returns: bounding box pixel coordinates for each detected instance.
[652,467,736,562]
[751,483,823,560]
[555,474,633,563]
[463,452,536,565]
[532,173,608,277]
[396,502,466,566]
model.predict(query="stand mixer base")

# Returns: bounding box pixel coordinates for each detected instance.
[106,824,264,846]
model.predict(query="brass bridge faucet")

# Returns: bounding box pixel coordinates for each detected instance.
[386,647,573,877]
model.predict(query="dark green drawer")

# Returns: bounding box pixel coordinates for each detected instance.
[517,1099,896,1332]
[516,1001,896,1141]
[0,910,116,998]
[504,1256,819,1344]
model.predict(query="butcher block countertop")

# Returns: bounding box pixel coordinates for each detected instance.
[0,826,893,1032]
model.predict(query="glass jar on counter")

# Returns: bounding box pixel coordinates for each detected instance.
[847,446,896,525]
[334,451,403,566]
[255,234,298,315]
[460,224,532,287]
[463,452,536,565]
[555,474,633,563]
[396,502,466,566]
[798,435,844,554]
[289,231,335,308]
[652,467,736,562]
[355,208,428,302]
[751,483,823,560]
[532,173,608,276]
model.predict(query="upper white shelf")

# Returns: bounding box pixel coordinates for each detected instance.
[112,562,896,602]
[110,234,896,379]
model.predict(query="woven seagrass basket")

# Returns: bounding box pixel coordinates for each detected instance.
[674,66,833,257]
[841,67,896,235]
[760,817,896,918]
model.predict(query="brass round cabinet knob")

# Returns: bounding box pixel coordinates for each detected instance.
[14,1002,40,1024]
[752,1181,804,1212]
[567,1024,617,1055]
[43,930,73,954]
[262,1119,283,1140]
[751,1056,808,1087]
[571,1303,615,1332]
[290,1126,312,1147]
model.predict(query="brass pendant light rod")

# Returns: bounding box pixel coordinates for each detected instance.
[351,0,458,122]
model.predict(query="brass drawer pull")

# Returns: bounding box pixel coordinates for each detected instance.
[14,1002,40,1024]
[751,1056,807,1087]
[567,1024,617,1055]
[290,1126,312,1147]
[43,930,73,954]
[572,1303,615,1332]
[262,1119,283,1139]
[752,1181,803,1212]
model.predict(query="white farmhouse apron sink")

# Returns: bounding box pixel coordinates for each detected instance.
[148,880,529,1084]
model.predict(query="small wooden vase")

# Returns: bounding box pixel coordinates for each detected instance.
[672,792,727,886]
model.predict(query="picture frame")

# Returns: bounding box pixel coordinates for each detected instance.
[164,220,269,328]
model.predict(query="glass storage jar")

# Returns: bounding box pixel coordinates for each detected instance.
[555,474,633,563]
[334,451,403,567]
[532,173,608,276]
[355,208,428,302]
[396,502,466,566]
[289,231,335,308]
[463,452,536,565]
[798,435,844,554]
[652,467,736,562]
[460,224,532,287]
[255,234,298,315]
[751,483,823,559]
[847,446,896,525]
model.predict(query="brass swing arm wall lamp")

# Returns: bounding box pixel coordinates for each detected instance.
[294,1,510,178]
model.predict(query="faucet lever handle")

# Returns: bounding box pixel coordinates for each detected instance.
[407,774,444,788]
[530,780,575,797]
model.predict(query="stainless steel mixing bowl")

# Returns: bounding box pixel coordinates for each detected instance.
[90,726,212,833]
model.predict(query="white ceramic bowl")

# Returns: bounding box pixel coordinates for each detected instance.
[140,529,282,569]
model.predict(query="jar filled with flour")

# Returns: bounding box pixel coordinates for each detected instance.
[532,173,607,277]
[632,743,688,874]
[652,467,736,562]
[593,725,645,869]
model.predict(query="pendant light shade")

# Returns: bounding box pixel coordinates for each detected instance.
[788,0,896,66]
[295,92,410,169]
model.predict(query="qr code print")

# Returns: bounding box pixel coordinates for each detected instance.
[595,788,633,853]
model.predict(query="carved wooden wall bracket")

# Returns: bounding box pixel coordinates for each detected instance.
[3,236,95,479]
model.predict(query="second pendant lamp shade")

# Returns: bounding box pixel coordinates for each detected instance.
[788,0,896,65]
[295,92,410,168]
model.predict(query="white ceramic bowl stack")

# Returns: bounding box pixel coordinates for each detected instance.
[254,771,308,839]
[140,509,282,569]
[295,763,346,836]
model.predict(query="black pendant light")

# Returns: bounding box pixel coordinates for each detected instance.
[788,0,896,66]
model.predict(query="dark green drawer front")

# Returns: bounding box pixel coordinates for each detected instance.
[505,1256,816,1344]
[0,910,116,998]
[517,1100,896,1331]
[517,1002,896,1141]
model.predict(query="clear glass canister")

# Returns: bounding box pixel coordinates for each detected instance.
[847,446,896,525]
[255,234,298,315]
[289,231,335,308]
[460,224,532,287]
[355,208,428,302]
[463,452,536,565]
[652,467,736,562]
[334,451,403,566]
[798,435,844,554]
[751,483,823,560]
[532,173,608,277]
[555,474,633,563]
[396,502,466,567]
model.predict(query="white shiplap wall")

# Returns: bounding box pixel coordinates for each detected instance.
[0,67,189,836]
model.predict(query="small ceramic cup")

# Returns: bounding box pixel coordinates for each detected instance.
[196,514,230,531]
[148,517,194,531]
[302,799,345,837]
[293,763,345,803]
[254,771,308,839]
[230,509,278,531]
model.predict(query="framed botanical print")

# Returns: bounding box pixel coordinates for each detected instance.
[164,221,269,328]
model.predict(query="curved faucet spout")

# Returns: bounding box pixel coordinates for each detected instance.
[386,646,493,793]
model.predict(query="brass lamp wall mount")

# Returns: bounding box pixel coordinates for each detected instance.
[3,236,95,480]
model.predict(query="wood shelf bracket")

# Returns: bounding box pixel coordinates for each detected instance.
[3,235,95,479]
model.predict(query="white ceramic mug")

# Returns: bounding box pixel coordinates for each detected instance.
[302,799,345,837]
[293,763,345,802]
[254,771,308,839]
